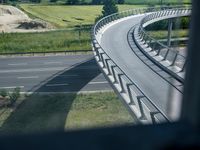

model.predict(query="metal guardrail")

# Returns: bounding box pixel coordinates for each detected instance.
[134,7,191,83]
[91,7,187,124]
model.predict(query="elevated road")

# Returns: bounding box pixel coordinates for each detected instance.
[92,7,191,123]
[100,15,182,121]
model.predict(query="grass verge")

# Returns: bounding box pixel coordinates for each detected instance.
[147,29,188,40]
[0,92,133,135]
[19,4,146,28]
[0,29,91,54]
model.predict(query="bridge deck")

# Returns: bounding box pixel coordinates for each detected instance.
[99,15,182,121]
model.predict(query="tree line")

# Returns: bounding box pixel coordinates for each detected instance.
[58,0,125,5]
[2,0,124,4]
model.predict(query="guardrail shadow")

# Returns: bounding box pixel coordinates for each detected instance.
[0,58,101,135]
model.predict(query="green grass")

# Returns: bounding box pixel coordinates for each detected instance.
[147,29,188,39]
[40,0,191,4]
[121,0,191,4]
[20,4,146,28]
[0,29,91,53]
[65,92,133,130]
[0,4,147,53]
[0,92,133,135]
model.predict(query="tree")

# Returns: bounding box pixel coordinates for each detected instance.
[50,0,58,2]
[66,0,79,5]
[117,0,125,4]
[30,0,41,3]
[91,0,102,5]
[102,0,118,17]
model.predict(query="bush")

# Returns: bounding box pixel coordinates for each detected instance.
[95,15,103,23]
[49,0,58,2]
[8,87,20,106]
[145,17,190,31]
[102,0,118,17]
[0,89,8,98]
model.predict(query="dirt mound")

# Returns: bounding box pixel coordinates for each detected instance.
[0,5,53,33]
[17,20,48,29]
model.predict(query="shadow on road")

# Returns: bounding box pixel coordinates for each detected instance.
[0,58,101,135]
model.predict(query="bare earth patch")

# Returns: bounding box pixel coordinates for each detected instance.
[0,5,53,33]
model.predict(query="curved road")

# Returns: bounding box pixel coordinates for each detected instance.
[99,15,182,121]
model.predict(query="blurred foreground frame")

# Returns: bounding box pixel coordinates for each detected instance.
[0,1,200,150]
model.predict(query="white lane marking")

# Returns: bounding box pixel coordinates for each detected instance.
[8,63,28,66]
[88,81,108,85]
[58,75,78,77]
[46,83,69,87]
[0,67,67,73]
[44,61,62,65]
[45,81,108,87]
[0,86,24,89]
[17,76,39,79]
[0,66,97,74]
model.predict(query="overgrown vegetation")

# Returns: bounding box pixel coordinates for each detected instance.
[0,92,133,134]
[0,88,21,107]
[8,88,20,106]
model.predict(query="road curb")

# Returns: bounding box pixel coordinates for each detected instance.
[0,50,92,58]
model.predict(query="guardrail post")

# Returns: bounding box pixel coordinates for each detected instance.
[126,84,135,105]
[163,48,170,60]
[156,47,162,56]
[147,39,152,48]
[170,51,178,66]
[118,74,125,93]
[100,53,106,68]
[111,66,117,83]
[180,60,186,72]
[105,59,111,75]
[167,18,173,47]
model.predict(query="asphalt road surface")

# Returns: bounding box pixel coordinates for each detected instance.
[0,54,111,93]
[100,15,183,120]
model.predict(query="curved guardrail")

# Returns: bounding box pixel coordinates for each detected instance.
[133,7,191,83]
[92,6,190,124]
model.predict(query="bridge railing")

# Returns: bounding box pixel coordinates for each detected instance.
[94,5,187,35]
[92,6,191,124]
[134,7,191,83]
[92,6,185,124]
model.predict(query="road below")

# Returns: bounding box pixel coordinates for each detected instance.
[0,54,111,93]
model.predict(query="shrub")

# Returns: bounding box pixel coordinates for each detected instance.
[95,15,103,23]
[0,89,8,98]
[8,87,20,106]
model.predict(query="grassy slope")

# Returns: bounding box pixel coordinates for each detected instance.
[65,92,133,130]
[43,0,191,4]
[147,29,188,39]
[0,92,133,135]
[122,0,191,4]
[0,30,91,53]
[20,4,145,28]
